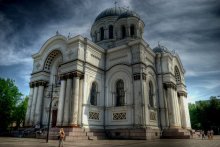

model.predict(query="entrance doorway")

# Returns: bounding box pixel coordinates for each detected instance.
[52,109,57,127]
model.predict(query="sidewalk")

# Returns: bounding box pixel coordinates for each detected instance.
[0,136,220,147]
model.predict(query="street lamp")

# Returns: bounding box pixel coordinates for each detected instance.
[46,83,58,143]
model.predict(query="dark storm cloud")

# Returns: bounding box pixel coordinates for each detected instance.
[0,0,219,101]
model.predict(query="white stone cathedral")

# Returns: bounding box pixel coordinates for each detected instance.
[25,7,191,139]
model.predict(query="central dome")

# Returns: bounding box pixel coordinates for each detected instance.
[95,7,128,22]
[91,7,145,49]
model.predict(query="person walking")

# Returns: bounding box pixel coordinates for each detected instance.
[207,130,210,140]
[58,128,65,147]
[210,130,214,140]
[201,130,205,140]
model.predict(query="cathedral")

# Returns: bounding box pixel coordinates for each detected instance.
[25,6,191,139]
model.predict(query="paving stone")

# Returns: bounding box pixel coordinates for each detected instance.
[0,136,220,147]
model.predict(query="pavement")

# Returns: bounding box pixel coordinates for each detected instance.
[0,136,220,147]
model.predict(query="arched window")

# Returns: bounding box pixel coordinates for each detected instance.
[130,25,135,37]
[100,27,104,41]
[90,82,98,106]
[121,25,126,39]
[109,25,113,39]
[149,81,154,107]
[174,66,181,84]
[116,79,125,106]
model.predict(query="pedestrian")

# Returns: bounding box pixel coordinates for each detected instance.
[201,130,205,140]
[207,130,210,140]
[210,130,214,140]
[59,128,65,147]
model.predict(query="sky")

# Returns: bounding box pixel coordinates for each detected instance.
[0,0,219,103]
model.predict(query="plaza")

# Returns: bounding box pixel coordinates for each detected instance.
[0,137,220,147]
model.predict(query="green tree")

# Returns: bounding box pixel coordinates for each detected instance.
[189,96,220,134]
[13,96,28,128]
[0,78,22,130]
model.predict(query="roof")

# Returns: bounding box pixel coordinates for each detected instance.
[117,10,140,20]
[153,46,171,53]
[95,7,135,22]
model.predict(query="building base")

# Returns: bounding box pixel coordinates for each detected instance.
[106,127,160,140]
[162,128,191,139]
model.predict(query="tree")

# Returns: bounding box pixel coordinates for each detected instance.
[13,96,28,128]
[0,78,22,131]
[189,96,220,134]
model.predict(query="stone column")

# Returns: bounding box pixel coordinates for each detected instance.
[70,76,80,126]
[165,82,181,128]
[184,98,191,129]
[166,87,175,127]
[25,87,34,126]
[133,73,143,126]
[30,86,38,125]
[178,92,191,129]
[63,77,72,126]
[104,27,108,39]
[97,32,100,41]
[34,83,45,125]
[178,94,185,128]
[173,90,181,127]
[56,79,66,126]
[77,78,83,126]
[157,75,167,129]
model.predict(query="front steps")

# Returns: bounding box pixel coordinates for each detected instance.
[162,128,191,139]
[37,127,106,141]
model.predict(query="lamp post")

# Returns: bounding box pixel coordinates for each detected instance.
[46,81,59,143]
[46,84,53,143]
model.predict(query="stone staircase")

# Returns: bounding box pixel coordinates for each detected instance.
[162,128,191,139]
[38,127,107,141]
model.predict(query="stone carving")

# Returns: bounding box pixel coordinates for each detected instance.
[150,111,157,120]
[113,112,126,120]
[89,111,99,120]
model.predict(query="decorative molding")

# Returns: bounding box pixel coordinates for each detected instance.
[109,55,127,61]
[29,80,48,88]
[163,82,177,90]
[133,73,146,80]
[113,112,126,120]
[31,70,50,76]
[59,71,84,80]
[91,54,101,61]
[177,91,187,97]
[89,111,100,120]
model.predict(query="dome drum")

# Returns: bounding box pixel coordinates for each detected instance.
[90,7,144,49]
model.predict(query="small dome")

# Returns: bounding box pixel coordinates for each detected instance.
[95,7,128,22]
[117,10,140,20]
[153,46,170,53]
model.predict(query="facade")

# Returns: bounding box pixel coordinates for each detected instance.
[25,7,191,139]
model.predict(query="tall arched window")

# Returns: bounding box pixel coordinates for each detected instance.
[116,79,125,106]
[109,25,113,39]
[121,25,126,39]
[100,27,104,41]
[90,82,97,106]
[149,81,154,107]
[130,25,135,37]
[174,66,181,84]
